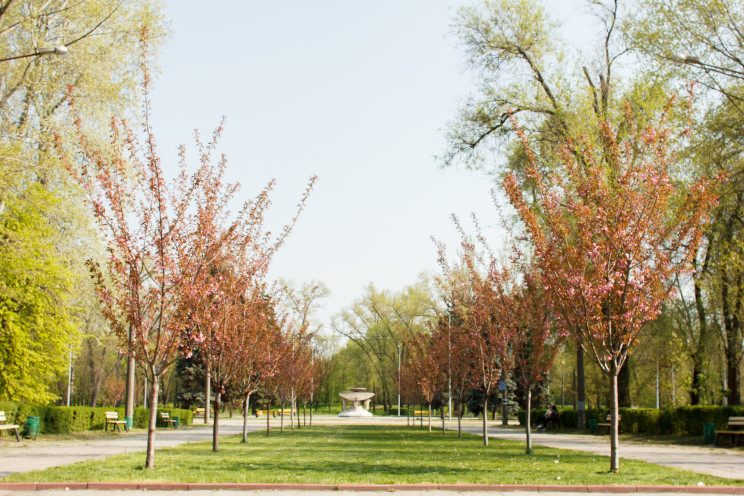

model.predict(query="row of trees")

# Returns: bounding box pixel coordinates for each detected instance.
[56,31,318,467]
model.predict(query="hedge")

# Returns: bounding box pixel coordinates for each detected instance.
[0,401,192,435]
[517,405,744,436]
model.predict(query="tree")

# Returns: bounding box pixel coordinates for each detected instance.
[0,175,79,403]
[629,0,744,406]
[61,31,219,468]
[444,0,677,426]
[507,267,562,453]
[503,99,718,472]
[437,230,513,446]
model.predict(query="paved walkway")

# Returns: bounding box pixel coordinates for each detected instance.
[454,423,744,480]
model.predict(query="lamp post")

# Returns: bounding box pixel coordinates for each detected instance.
[448,312,452,421]
[670,53,744,79]
[0,45,69,63]
[397,343,401,417]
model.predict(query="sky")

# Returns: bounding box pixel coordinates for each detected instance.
[150,0,596,325]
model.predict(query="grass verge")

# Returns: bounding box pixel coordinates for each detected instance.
[3,425,739,485]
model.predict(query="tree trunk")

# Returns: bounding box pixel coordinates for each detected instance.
[609,370,620,473]
[242,393,251,443]
[691,257,710,405]
[212,389,221,452]
[144,374,160,469]
[125,326,135,421]
[576,346,586,430]
[618,359,631,407]
[458,405,462,439]
[281,399,285,432]
[525,388,533,454]
[428,402,432,432]
[442,402,446,436]
[482,394,488,447]
[266,397,271,437]
[204,369,211,425]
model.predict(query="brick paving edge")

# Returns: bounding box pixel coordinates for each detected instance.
[0,483,741,493]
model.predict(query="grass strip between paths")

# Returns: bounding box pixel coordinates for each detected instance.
[3,425,740,486]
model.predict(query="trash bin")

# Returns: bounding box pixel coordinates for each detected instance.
[588,418,598,434]
[703,422,715,443]
[173,417,180,428]
[23,416,40,439]
[125,416,133,431]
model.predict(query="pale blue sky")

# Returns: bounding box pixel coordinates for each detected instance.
[150,0,595,323]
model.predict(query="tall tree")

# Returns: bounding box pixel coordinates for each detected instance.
[503,99,718,472]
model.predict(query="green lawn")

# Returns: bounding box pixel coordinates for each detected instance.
[3,425,739,486]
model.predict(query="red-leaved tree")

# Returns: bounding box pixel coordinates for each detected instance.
[503,100,718,472]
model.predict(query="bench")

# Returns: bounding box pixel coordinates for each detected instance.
[255,409,269,417]
[0,411,20,442]
[273,409,293,417]
[193,408,205,418]
[413,410,428,418]
[105,411,128,433]
[160,411,178,428]
[714,416,744,447]
[596,414,621,435]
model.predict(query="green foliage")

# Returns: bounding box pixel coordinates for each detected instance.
[3,425,734,486]
[518,405,744,436]
[0,178,80,404]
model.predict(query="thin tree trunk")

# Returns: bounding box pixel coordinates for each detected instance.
[204,369,211,425]
[144,374,160,469]
[428,402,432,432]
[281,399,285,432]
[212,390,221,452]
[482,394,489,447]
[242,393,251,443]
[458,402,462,439]
[125,325,135,422]
[303,403,306,427]
[609,370,619,473]
[442,402,446,436]
[266,397,271,437]
[525,388,533,454]
[577,346,586,430]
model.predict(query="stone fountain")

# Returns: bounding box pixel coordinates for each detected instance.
[338,387,375,417]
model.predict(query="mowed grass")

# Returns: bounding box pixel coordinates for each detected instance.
[4,425,739,486]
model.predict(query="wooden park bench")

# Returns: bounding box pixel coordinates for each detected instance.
[273,409,293,417]
[596,414,621,435]
[714,417,744,447]
[160,411,178,428]
[105,411,128,433]
[0,411,20,442]
[414,410,428,418]
[255,409,269,417]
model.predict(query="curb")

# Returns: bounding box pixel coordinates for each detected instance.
[0,483,741,493]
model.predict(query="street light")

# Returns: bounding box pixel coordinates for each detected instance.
[670,52,744,79]
[0,45,69,63]
[397,343,401,417]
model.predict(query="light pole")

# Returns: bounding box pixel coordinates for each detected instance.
[0,45,69,63]
[397,343,401,417]
[448,312,452,421]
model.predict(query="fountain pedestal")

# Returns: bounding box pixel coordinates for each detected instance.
[338,387,375,417]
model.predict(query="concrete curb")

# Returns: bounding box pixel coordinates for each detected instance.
[0,483,741,493]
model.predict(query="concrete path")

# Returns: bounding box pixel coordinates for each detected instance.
[454,423,744,480]
[0,418,263,479]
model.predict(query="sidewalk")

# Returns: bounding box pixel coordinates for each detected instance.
[455,423,744,480]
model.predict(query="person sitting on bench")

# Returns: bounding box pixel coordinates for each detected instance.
[536,405,560,431]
